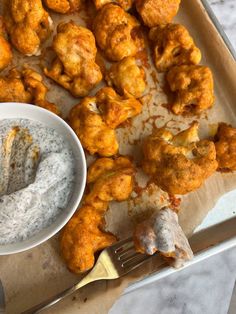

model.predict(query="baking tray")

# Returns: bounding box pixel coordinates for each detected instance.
[1,0,236,312]
[125,0,236,295]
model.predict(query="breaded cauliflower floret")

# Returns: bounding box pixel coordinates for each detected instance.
[44,21,102,98]
[214,123,236,171]
[105,57,146,98]
[69,87,142,156]
[60,204,117,273]
[93,4,144,61]
[149,24,201,72]
[22,69,61,115]
[167,65,214,115]
[60,156,134,273]
[4,0,53,56]
[85,156,134,208]
[136,0,181,27]
[134,207,193,268]
[0,68,60,115]
[96,87,142,128]
[0,17,13,71]
[0,69,32,103]
[93,0,133,10]
[43,0,81,13]
[142,122,218,194]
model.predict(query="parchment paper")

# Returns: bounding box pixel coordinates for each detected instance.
[0,0,236,313]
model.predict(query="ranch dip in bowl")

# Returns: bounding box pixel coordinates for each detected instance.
[0,103,86,255]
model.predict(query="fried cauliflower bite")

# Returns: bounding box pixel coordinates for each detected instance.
[85,157,134,208]
[142,122,218,195]
[105,57,146,98]
[149,24,201,72]
[214,123,236,171]
[60,157,134,273]
[69,87,141,156]
[60,204,117,273]
[44,21,102,97]
[22,69,61,115]
[69,96,118,156]
[0,69,32,103]
[95,87,142,128]
[0,17,13,71]
[4,0,53,56]
[93,4,144,61]
[136,0,181,28]
[93,0,133,10]
[166,65,214,115]
[0,68,60,115]
[43,0,81,13]
[134,207,193,268]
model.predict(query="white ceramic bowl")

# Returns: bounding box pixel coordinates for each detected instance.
[0,103,87,255]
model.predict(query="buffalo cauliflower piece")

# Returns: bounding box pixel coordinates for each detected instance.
[69,87,142,156]
[0,17,12,71]
[166,65,214,115]
[22,68,61,115]
[93,4,144,61]
[149,24,201,72]
[44,21,102,97]
[0,68,60,115]
[60,156,134,273]
[60,204,117,273]
[214,123,236,171]
[4,0,53,56]
[96,87,142,128]
[134,207,193,268]
[142,122,218,194]
[93,0,132,10]
[105,57,146,98]
[85,156,134,208]
[43,0,81,13]
[136,0,181,27]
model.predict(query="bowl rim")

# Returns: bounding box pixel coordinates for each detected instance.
[0,102,87,255]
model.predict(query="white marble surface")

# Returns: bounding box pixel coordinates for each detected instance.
[208,0,236,50]
[110,3,236,313]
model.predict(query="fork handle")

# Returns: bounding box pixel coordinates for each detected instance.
[21,274,96,314]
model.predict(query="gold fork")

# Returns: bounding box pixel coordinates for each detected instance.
[22,237,153,314]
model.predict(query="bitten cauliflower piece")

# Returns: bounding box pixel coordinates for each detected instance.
[85,156,134,208]
[44,21,102,97]
[69,87,142,156]
[0,68,60,115]
[214,123,236,171]
[60,204,117,273]
[149,24,201,72]
[142,122,218,194]
[93,0,132,10]
[43,0,81,13]
[4,0,53,56]
[134,207,193,268]
[93,4,144,61]
[105,57,146,98]
[136,0,181,27]
[0,17,13,71]
[166,65,214,115]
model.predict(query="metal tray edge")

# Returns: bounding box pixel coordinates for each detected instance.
[124,235,236,294]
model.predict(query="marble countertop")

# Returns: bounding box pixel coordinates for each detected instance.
[208,0,236,50]
[110,3,236,313]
